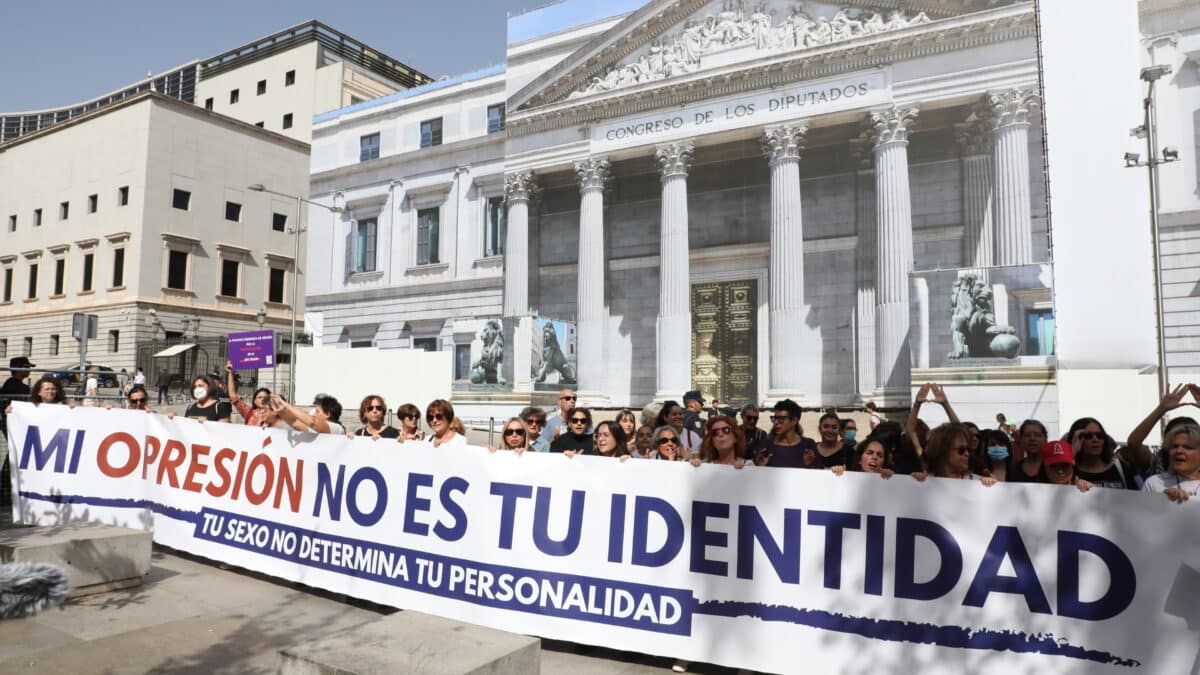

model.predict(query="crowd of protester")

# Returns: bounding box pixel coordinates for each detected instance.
[4,356,1200,514]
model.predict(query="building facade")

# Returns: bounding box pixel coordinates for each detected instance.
[0,93,308,381]
[307,0,1061,421]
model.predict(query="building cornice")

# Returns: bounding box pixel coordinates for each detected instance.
[310,133,504,195]
[508,2,1034,138]
[307,275,503,306]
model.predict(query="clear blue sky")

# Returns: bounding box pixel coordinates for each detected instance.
[0,0,544,111]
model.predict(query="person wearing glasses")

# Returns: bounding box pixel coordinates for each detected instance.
[551,407,594,454]
[1143,422,1200,504]
[396,403,426,442]
[540,389,578,442]
[489,417,531,454]
[355,395,400,439]
[739,404,768,461]
[225,361,275,427]
[924,423,994,485]
[651,426,684,461]
[654,401,700,457]
[696,416,747,468]
[426,399,466,448]
[519,406,550,452]
[1063,417,1137,489]
[592,421,629,458]
[755,399,819,468]
[126,384,153,412]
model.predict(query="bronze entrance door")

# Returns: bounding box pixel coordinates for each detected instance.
[691,280,757,406]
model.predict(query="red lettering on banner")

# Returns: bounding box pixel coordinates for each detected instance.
[142,436,161,479]
[276,459,303,512]
[97,432,140,478]
[231,451,249,501]
[244,453,275,506]
[207,448,236,498]
[182,444,211,493]
[156,439,187,488]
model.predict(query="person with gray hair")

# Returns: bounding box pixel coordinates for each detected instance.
[740,404,767,460]
[1144,422,1200,504]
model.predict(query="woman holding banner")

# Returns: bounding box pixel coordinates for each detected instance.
[426,399,467,448]
[695,415,746,468]
[29,377,67,406]
[354,395,400,440]
[830,439,897,479]
[924,423,994,486]
[1143,422,1200,504]
[488,417,530,454]
[592,421,628,458]
[1066,417,1138,490]
[551,407,594,454]
[185,375,232,422]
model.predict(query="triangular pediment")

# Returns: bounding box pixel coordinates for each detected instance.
[509,0,1013,112]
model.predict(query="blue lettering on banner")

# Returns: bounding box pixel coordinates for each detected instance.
[19,425,84,474]
[193,507,695,635]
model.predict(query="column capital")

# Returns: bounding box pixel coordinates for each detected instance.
[985,88,1039,130]
[761,122,809,166]
[849,136,875,172]
[655,141,694,179]
[574,157,611,193]
[504,171,538,203]
[866,106,919,148]
[953,120,991,157]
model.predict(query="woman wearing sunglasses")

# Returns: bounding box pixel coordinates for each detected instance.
[125,384,153,412]
[355,395,400,439]
[1064,417,1137,490]
[551,407,594,454]
[489,417,531,454]
[924,423,994,486]
[696,416,746,468]
[426,399,466,448]
[396,403,426,442]
[519,407,550,452]
[651,426,683,461]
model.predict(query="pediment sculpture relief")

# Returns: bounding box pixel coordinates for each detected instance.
[572,1,932,98]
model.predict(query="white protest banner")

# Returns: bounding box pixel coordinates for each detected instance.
[8,403,1200,674]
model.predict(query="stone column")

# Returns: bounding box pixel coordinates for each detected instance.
[988,89,1038,266]
[762,123,811,403]
[956,121,994,269]
[502,171,536,317]
[575,157,611,406]
[852,140,877,400]
[654,141,694,402]
[868,106,918,404]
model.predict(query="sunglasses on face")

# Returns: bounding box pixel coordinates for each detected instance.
[524,418,544,427]
[403,414,419,420]
[711,426,733,436]
[657,437,679,446]
[504,428,525,437]
[129,397,147,405]
[743,415,758,423]
[569,417,588,424]
[770,415,791,423]
[1077,432,1104,440]
[953,446,970,455]
[367,405,385,412]
[427,413,446,422]
[560,396,576,401]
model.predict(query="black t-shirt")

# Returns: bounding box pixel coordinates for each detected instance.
[760,437,822,468]
[742,427,768,460]
[356,425,400,439]
[551,433,594,454]
[0,377,31,435]
[1075,460,1138,490]
[185,399,233,421]
[816,442,855,469]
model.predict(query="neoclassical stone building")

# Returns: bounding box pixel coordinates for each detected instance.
[308,0,1057,417]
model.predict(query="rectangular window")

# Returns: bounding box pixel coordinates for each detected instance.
[268,268,286,304]
[6,215,13,232]
[33,208,41,226]
[27,263,38,299]
[23,337,32,356]
[487,103,506,134]
[282,113,293,129]
[420,118,443,148]
[257,79,267,95]
[53,258,64,295]
[285,70,295,86]
[167,250,188,290]
[354,218,377,273]
[359,133,380,162]
[454,344,471,380]
[2,268,12,302]
[225,201,242,222]
[82,253,94,292]
[413,337,437,352]
[417,207,440,265]
[88,194,98,213]
[350,339,373,349]
[172,188,190,210]
[484,196,506,257]
[60,201,69,220]
[220,259,239,297]
[204,97,214,111]
[230,89,239,104]
[0,339,5,358]
[50,335,59,356]
[118,186,129,206]
[272,213,287,232]
[109,329,119,353]
[112,248,125,288]
[1025,309,1056,356]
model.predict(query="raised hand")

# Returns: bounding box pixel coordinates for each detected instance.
[914,383,931,405]
[930,383,949,405]
[1161,383,1190,411]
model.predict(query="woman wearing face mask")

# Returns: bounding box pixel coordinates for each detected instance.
[592,421,628,458]
[1143,423,1200,504]
[977,429,1013,481]
[425,399,466,448]
[185,375,232,422]
[840,419,858,446]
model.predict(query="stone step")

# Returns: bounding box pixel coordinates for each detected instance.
[278,609,541,675]
[0,524,152,597]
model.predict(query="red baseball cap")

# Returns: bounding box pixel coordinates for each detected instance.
[1042,440,1075,466]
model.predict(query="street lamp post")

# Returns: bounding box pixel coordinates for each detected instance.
[1125,64,1181,399]
[248,184,342,401]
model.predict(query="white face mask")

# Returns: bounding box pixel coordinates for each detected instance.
[193,386,208,400]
